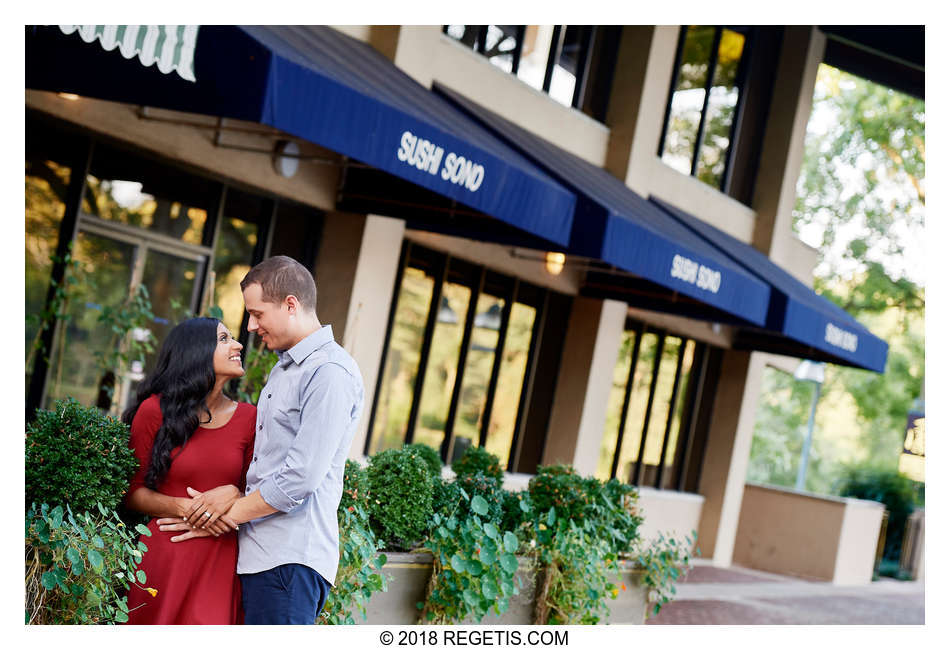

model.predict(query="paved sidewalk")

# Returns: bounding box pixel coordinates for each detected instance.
[646,561,924,625]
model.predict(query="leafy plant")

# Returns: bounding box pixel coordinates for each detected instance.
[451,445,503,487]
[26,398,139,513]
[500,489,534,535]
[404,442,443,479]
[26,247,82,376]
[835,461,922,562]
[531,512,619,624]
[418,492,521,624]
[233,339,279,404]
[367,447,434,550]
[454,472,505,524]
[25,502,152,624]
[632,530,697,617]
[321,461,388,624]
[528,464,589,521]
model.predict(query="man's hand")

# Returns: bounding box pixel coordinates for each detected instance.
[183,485,241,529]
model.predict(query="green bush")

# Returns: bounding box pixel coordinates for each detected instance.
[501,489,534,533]
[367,447,433,550]
[528,464,589,522]
[26,399,139,512]
[835,462,922,562]
[25,502,151,624]
[404,442,442,479]
[431,477,464,521]
[584,478,643,554]
[323,460,387,625]
[455,472,505,523]
[451,445,503,486]
[339,459,370,523]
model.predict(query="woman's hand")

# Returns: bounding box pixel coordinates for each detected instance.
[156,518,227,542]
[182,485,241,529]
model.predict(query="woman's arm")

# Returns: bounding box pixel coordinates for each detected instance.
[125,486,191,519]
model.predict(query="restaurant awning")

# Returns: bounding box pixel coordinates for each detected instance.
[434,83,772,328]
[651,198,889,372]
[26,25,576,247]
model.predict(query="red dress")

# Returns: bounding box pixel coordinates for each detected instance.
[123,394,256,625]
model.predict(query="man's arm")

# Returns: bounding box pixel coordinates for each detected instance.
[253,363,356,517]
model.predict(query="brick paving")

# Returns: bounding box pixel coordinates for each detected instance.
[646,562,924,625]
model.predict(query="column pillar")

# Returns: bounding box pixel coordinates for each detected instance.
[695,350,767,565]
[313,212,406,458]
[540,297,627,475]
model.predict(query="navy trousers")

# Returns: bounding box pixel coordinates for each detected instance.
[240,563,331,625]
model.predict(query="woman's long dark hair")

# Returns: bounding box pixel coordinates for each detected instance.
[122,317,220,490]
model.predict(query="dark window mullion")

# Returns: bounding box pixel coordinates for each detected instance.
[572,26,596,109]
[511,26,527,75]
[405,252,449,445]
[610,322,646,480]
[654,339,688,489]
[26,137,95,421]
[689,26,724,177]
[657,26,690,157]
[542,25,564,93]
[477,26,488,55]
[441,267,485,462]
[632,331,666,485]
[676,343,709,491]
[720,28,754,194]
[478,279,517,448]
[507,288,548,472]
[363,240,411,455]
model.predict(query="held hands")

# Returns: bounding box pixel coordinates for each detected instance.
[183,485,241,530]
[158,486,241,542]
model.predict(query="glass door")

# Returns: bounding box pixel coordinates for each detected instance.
[44,218,205,414]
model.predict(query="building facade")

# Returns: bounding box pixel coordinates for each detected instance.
[26,25,918,566]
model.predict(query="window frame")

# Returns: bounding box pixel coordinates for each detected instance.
[364,241,548,470]
[657,25,753,194]
[442,25,605,120]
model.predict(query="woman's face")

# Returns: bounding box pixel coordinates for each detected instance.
[212,322,245,380]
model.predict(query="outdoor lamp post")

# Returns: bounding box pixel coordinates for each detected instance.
[793,359,825,491]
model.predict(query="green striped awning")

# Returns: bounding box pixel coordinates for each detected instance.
[58,25,198,82]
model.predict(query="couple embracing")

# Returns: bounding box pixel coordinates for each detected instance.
[120,256,364,625]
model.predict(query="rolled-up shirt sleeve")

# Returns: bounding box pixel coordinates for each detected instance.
[258,362,355,513]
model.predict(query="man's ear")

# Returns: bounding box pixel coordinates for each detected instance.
[285,295,300,315]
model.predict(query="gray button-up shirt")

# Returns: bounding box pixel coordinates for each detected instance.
[237,325,364,584]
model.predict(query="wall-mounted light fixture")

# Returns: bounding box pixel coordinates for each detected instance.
[545,252,566,276]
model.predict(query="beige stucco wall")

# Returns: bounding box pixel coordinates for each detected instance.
[341,215,407,458]
[26,91,339,212]
[734,483,884,584]
[636,487,705,546]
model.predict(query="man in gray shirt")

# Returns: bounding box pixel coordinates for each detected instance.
[164,255,364,624]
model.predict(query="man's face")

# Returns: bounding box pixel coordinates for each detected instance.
[243,282,293,350]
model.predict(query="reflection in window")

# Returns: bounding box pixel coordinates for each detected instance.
[484,25,521,73]
[548,26,591,108]
[25,158,70,384]
[45,232,135,408]
[599,325,705,491]
[517,25,555,90]
[213,191,268,335]
[452,293,505,460]
[597,329,636,480]
[613,333,658,483]
[369,266,434,455]
[660,26,747,190]
[485,302,536,467]
[416,284,471,452]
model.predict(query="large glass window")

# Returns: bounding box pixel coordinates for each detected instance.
[367,244,546,470]
[597,321,707,492]
[443,25,619,123]
[659,26,749,191]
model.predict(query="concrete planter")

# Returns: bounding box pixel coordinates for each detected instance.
[357,552,649,625]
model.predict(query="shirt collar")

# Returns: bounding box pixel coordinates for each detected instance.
[278,325,334,367]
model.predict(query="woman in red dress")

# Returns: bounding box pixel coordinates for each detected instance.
[121,317,256,624]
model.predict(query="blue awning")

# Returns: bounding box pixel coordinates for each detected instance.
[651,198,888,373]
[434,83,771,328]
[26,25,576,247]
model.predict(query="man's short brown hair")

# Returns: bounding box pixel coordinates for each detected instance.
[241,255,317,312]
